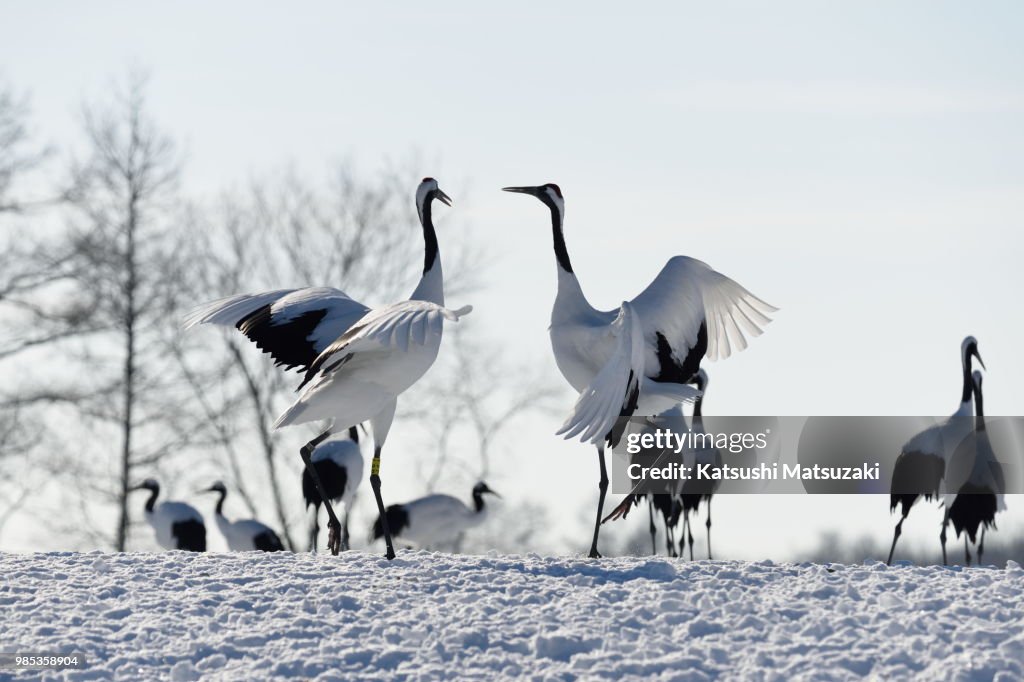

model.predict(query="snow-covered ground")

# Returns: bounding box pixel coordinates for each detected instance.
[1,552,1022,681]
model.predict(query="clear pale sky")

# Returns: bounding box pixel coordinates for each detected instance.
[4,1,1022,558]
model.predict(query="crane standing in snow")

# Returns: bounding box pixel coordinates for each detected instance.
[186,178,468,559]
[129,479,206,552]
[945,370,1006,566]
[503,183,774,557]
[677,370,722,560]
[302,426,364,552]
[607,403,686,556]
[371,482,500,551]
[204,481,285,552]
[886,336,984,565]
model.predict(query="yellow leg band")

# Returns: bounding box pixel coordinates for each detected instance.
[371,456,381,476]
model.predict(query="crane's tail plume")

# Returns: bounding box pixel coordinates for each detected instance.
[558,302,646,445]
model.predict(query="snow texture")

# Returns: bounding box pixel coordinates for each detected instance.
[1,552,1022,680]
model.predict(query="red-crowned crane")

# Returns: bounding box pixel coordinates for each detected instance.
[886,336,984,565]
[204,481,285,552]
[945,370,1006,565]
[129,479,206,552]
[371,482,500,551]
[503,183,775,557]
[302,426,364,551]
[186,178,467,560]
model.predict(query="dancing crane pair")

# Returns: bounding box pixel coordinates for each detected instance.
[887,337,1005,566]
[183,178,777,560]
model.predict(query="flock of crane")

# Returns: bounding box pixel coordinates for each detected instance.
[127,178,1005,565]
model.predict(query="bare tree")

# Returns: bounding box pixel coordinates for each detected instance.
[414,328,562,490]
[0,79,52,213]
[53,72,193,550]
[0,80,90,544]
[0,69,532,556]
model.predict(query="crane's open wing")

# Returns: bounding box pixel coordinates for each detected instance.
[630,256,776,362]
[183,287,370,371]
[557,301,645,446]
[298,300,473,390]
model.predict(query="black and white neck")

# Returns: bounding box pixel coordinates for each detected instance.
[502,183,595,323]
[144,484,159,513]
[692,370,709,431]
[956,336,983,416]
[410,178,450,306]
[213,487,227,516]
[972,371,985,431]
[470,482,498,514]
[472,488,486,513]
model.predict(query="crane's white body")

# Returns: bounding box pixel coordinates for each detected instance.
[394,494,490,548]
[145,502,204,551]
[946,373,1007,516]
[213,515,280,552]
[274,301,471,430]
[311,437,364,504]
[899,401,974,503]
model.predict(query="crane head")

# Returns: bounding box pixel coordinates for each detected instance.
[962,336,985,371]
[129,478,159,493]
[502,184,563,213]
[204,481,227,494]
[416,177,453,221]
[473,481,501,498]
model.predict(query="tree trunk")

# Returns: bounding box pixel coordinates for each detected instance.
[228,341,296,551]
[115,191,138,551]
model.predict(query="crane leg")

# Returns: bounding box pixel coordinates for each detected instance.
[679,512,688,559]
[300,431,342,556]
[886,515,906,566]
[978,528,986,566]
[964,536,971,567]
[341,506,351,552]
[588,446,608,558]
[687,518,695,561]
[369,447,396,560]
[666,521,676,557]
[940,510,949,566]
[309,504,320,553]
[705,498,713,561]
[648,499,657,555]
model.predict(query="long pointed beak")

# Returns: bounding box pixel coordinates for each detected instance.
[502,186,542,195]
[974,349,986,371]
[436,189,453,207]
[488,489,502,499]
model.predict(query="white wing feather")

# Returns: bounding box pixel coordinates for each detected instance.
[301,301,472,385]
[183,287,371,367]
[182,289,298,329]
[630,256,776,362]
